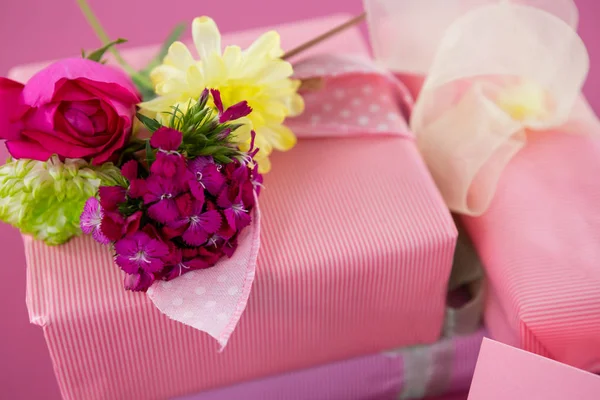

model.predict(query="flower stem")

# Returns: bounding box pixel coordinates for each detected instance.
[75,0,154,90]
[282,12,367,60]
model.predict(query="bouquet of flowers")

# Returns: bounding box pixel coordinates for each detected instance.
[0,5,303,292]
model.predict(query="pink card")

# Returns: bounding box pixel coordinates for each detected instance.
[468,339,600,399]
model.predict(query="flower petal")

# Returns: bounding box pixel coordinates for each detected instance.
[185,257,210,269]
[222,45,242,73]
[5,137,52,162]
[150,127,183,151]
[164,42,196,71]
[244,31,283,60]
[199,210,222,233]
[98,186,126,211]
[150,65,185,87]
[186,64,205,90]
[123,211,143,236]
[235,210,252,230]
[192,16,222,61]
[101,212,126,242]
[124,271,154,292]
[257,60,293,83]
[80,197,101,235]
[175,193,193,216]
[148,199,179,224]
[0,78,25,141]
[211,89,224,114]
[23,58,139,106]
[182,224,210,246]
[202,164,226,196]
[91,227,111,245]
[151,153,185,178]
[260,124,297,151]
[139,95,180,113]
[121,160,138,181]
[219,101,252,123]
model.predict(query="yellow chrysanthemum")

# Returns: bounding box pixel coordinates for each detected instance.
[140,16,305,173]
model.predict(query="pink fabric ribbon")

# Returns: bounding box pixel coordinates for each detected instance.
[146,54,414,347]
[366,0,591,216]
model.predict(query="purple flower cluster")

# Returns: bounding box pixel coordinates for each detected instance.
[81,126,262,291]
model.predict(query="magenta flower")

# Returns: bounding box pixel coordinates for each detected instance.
[124,271,155,292]
[143,174,185,224]
[217,186,252,231]
[80,90,264,291]
[251,162,264,195]
[99,186,126,212]
[166,193,222,246]
[0,59,140,165]
[210,89,252,123]
[162,248,211,280]
[114,232,170,276]
[150,127,186,178]
[187,157,226,196]
[121,160,146,198]
[80,197,110,244]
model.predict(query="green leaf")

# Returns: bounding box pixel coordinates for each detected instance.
[136,113,162,133]
[86,38,128,62]
[198,146,222,155]
[81,49,86,58]
[145,140,155,166]
[140,23,186,75]
[214,155,234,164]
[169,104,180,128]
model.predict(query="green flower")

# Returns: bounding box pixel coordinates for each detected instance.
[0,155,125,245]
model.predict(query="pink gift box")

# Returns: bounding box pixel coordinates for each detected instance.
[460,98,600,372]
[467,338,600,399]
[377,2,600,373]
[13,15,456,400]
[396,68,600,373]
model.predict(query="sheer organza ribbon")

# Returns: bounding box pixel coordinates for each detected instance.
[146,54,414,347]
[366,0,590,215]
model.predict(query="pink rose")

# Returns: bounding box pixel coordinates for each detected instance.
[0,58,141,165]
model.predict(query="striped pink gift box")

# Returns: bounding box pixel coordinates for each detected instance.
[174,328,485,400]
[14,15,457,400]
[461,98,600,372]
[365,0,600,376]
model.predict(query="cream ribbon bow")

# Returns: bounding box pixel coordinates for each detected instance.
[366,0,590,215]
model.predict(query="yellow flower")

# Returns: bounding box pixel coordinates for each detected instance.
[140,16,304,173]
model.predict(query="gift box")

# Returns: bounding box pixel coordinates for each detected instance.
[175,328,486,400]
[176,250,485,400]
[13,14,456,400]
[365,0,600,372]
[467,339,600,399]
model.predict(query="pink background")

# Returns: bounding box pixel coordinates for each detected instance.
[0,1,598,399]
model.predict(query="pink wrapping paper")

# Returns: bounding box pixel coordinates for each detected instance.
[461,101,600,371]
[15,15,457,400]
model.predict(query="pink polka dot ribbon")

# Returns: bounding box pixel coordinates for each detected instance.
[287,54,414,140]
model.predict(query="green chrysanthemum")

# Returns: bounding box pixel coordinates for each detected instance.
[0,155,125,245]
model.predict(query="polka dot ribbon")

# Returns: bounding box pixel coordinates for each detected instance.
[287,53,414,140]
